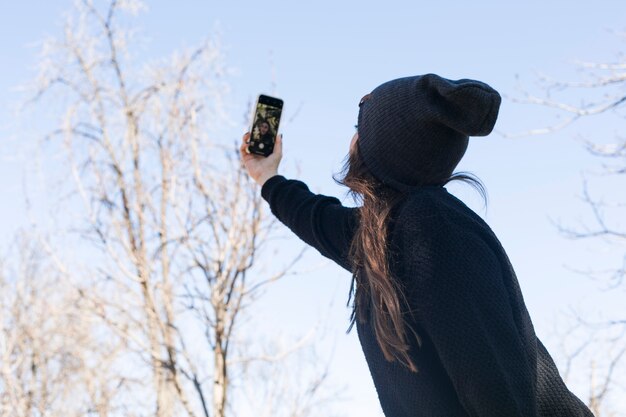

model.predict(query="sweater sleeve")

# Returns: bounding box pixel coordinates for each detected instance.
[260,175,358,273]
[401,209,538,417]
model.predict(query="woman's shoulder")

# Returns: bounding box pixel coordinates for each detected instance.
[397,187,470,222]
[394,190,507,285]
[395,186,495,245]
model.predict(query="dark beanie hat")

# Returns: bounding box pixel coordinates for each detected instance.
[356,73,501,192]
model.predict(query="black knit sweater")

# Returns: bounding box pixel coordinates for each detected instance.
[261,174,594,417]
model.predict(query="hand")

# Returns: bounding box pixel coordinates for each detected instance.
[239,132,283,186]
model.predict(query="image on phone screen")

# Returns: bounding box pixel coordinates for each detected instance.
[249,95,283,157]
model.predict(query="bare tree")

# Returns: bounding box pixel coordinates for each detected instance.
[546,310,626,417]
[505,33,626,415]
[0,232,127,417]
[19,1,339,416]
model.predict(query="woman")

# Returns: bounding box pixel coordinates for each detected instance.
[252,119,274,143]
[240,73,594,417]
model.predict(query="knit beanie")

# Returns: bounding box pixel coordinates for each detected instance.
[356,73,501,192]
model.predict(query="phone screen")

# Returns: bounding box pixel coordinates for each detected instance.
[249,94,283,157]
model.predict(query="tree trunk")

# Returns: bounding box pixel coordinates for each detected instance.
[213,308,228,417]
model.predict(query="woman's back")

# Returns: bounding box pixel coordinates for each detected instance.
[373,186,594,416]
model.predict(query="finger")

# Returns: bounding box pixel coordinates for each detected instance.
[242,132,251,143]
[240,141,250,156]
[275,133,283,153]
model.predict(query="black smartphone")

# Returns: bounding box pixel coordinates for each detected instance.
[248,94,283,157]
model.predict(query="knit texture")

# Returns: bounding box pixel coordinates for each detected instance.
[357,74,501,192]
[261,174,595,417]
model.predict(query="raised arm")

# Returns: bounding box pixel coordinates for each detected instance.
[261,174,358,272]
[240,132,358,272]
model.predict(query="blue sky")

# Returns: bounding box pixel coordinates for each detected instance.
[2,0,626,415]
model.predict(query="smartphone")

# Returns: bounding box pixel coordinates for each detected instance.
[247,94,284,157]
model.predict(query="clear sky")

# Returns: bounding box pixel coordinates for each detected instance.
[2,1,626,415]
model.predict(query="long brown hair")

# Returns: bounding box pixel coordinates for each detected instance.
[332,139,487,373]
